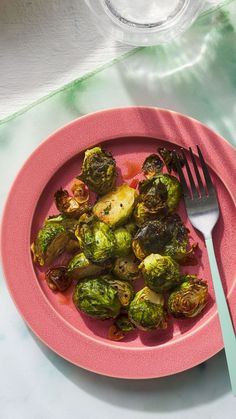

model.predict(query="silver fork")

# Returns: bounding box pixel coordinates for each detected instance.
[174,146,236,396]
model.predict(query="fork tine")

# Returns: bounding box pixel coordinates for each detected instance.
[197,145,214,194]
[189,147,205,196]
[173,151,190,198]
[181,148,198,198]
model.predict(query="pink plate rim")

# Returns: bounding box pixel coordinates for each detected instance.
[1,106,236,379]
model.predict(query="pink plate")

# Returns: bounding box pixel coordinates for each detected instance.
[1,107,236,379]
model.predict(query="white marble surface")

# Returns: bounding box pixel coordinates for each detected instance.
[1,1,236,418]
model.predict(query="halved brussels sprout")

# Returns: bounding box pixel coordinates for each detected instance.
[108,314,136,341]
[75,220,116,263]
[67,252,107,279]
[113,255,140,281]
[168,278,208,318]
[139,253,180,293]
[31,223,69,266]
[114,227,132,257]
[54,188,90,218]
[128,287,167,331]
[132,219,172,260]
[142,154,164,179]
[93,184,137,227]
[102,275,134,308]
[73,277,121,319]
[78,146,117,195]
[46,266,72,292]
[155,174,181,213]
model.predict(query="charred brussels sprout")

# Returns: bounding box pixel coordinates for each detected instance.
[134,202,162,228]
[31,223,69,266]
[142,154,164,179]
[54,188,89,218]
[114,227,132,257]
[128,287,167,331]
[73,277,121,319]
[46,266,72,292]
[102,275,134,308]
[140,254,180,293]
[163,214,198,265]
[132,219,172,260]
[168,278,208,318]
[78,146,117,195]
[93,184,137,227]
[134,177,168,227]
[113,255,140,281]
[138,177,168,212]
[155,174,181,213]
[67,252,106,279]
[75,220,116,263]
[158,147,185,173]
[108,314,136,341]
[132,215,197,265]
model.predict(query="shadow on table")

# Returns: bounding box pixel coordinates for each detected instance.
[30,330,230,412]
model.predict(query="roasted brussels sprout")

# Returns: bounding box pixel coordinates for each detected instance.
[70,179,89,203]
[102,275,134,308]
[75,220,116,263]
[132,219,172,260]
[132,215,197,265]
[163,214,198,264]
[31,223,69,266]
[54,188,90,218]
[113,255,140,281]
[78,146,117,195]
[133,202,160,227]
[168,278,208,318]
[139,253,180,293]
[67,252,107,279]
[46,266,72,292]
[158,147,185,173]
[128,287,167,331]
[114,227,132,257]
[108,314,136,341]
[142,154,164,179]
[138,177,168,212]
[73,277,121,319]
[134,176,168,227]
[93,183,137,227]
[154,174,181,213]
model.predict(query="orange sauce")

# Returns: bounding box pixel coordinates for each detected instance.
[123,162,141,180]
[58,294,71,306]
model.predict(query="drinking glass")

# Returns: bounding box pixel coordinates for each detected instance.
[85,0,205,46]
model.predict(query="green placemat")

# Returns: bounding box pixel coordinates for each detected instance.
[1,0,236,212]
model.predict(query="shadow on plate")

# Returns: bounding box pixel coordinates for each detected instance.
[30,329,230,412]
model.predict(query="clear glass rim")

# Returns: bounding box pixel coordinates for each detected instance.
[85,0,205,46]
[103,0,189,30]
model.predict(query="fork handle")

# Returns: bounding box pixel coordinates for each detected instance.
[206,237,236,396]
